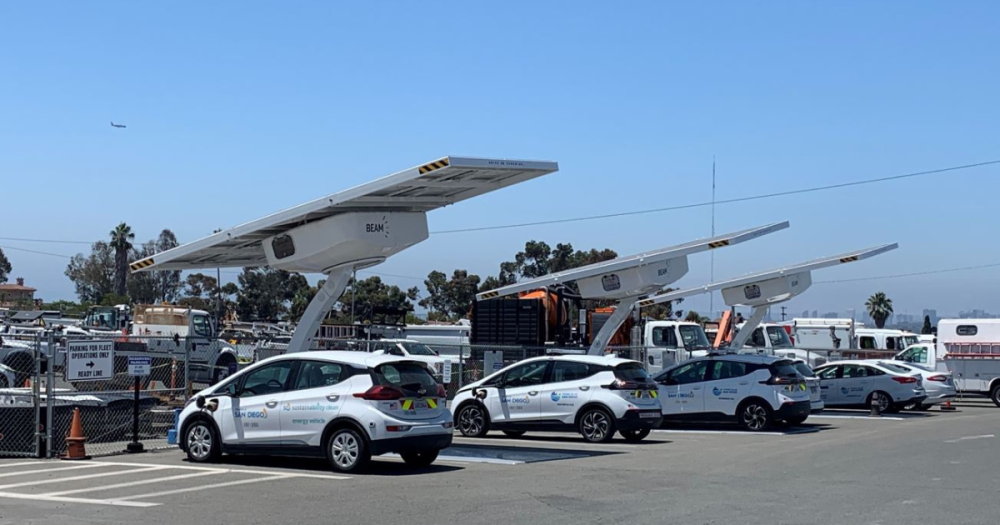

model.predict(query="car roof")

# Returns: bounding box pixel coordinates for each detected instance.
[689,353,789,364]
[817,359,911,371]
[261,350,418,368]
[517,355,640,366]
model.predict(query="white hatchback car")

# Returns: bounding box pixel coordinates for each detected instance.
[812,360,926,413]
[178,351,454,473]
[791,359,825,413]
[452,356,662,443]
[653,354,812,430]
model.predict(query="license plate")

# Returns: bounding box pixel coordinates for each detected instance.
[402,399,430,411]
[639,412,659,419]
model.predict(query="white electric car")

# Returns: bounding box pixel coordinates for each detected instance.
[178,351,454,473]
[370,339,449,375]
[791,359,825,413]
[812,360,926,413]
[452,356,662,443]
[653,354,812,430]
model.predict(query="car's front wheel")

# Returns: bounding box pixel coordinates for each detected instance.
[457,404,490,438]
[870,391,894,413]
[619,427,651,442]
[185,420,220,463]
[400,450,439,468]
[326,428,371,473]
[738,401,773,431]
[578,408,615,443]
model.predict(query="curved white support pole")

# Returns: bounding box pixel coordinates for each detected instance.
[730,305,769,351]
[287,268,353,353]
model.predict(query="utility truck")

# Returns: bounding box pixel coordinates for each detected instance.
[130,304,240,384]
[893,319,1000,406]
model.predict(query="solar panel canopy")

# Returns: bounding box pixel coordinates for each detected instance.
[132,156,558,273]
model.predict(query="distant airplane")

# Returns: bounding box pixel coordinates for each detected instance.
[110,121,126,128]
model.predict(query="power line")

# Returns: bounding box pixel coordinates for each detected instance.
[0,245,72,259]
[430,159,1000,234]
[815,262,1000,284]
[0,236,90,245]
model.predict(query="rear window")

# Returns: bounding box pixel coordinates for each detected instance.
[793,362,815,378]
[373,362,438,395]
[769,360,800,379]
[878,362,912,374]
[614,363,653,383]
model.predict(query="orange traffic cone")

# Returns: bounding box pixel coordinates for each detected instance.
[941,400,956,411]
[60,408,91,460]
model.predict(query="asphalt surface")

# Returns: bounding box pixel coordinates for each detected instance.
[1,399,997,525]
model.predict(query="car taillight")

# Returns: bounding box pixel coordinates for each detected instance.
[385,425,412,432]
[436,384,447,398]
[604,379,639,390]
[354,385,404,400]
[766,376,797,385]
[891,376,918,384]
[927,375,948,382]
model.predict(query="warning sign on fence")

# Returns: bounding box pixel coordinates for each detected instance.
[65,340,114,382]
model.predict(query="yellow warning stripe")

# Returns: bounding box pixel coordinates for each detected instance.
[427,398,438,409]
[708,240,730,249]
[401,399,413,411]
[839,255,859,263]
[130,258,155,272]
[649,390,658,399]
[479,291,500,299]
[637,298,655,308]
[418,157,451,174]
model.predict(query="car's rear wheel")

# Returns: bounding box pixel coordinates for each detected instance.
[213,356,236,385]
[400,450,439,467]
[619,427,651,442]
[738,400,772,431]
[457,404,490,438]
[502,430,526,438]
[579,407,615,443]
[326,428,371,473]
[185,420,220,463]
[991,384,1000,408]
[870,391,894,413]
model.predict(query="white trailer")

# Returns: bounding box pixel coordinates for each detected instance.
[790,318,918,352]
[894,319,1000,406]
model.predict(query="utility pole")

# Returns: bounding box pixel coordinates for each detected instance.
[709,156,716,318]
[351,269,357,324]
[781,306,787,321]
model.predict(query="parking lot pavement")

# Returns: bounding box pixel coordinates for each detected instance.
[2,401,999,525]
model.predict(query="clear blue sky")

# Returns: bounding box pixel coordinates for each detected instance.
[2,2,998,318]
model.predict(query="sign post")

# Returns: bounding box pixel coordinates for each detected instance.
[442,359,452,385]
[125,356,151,454]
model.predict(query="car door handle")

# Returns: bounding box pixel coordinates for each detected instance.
[579,386,590,391]
[528,391,538,396]
[265,400,279,408]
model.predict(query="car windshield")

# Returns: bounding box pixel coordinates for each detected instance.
[878,362,913,374]
[401,343,438,356]
[679,325,711,349]
[373,362,438,395]
[767,327,793,349]
[902,335,919,347]
[793,362,815,378]
[614,363,653,383]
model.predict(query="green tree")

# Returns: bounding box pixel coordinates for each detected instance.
[337,276,418,323]
[179,273,219,311]
[65,241,116,303]
[419,270,448,316]
[921,315,933,335]
[440,269,481,319]
[865,292,894,329]
[127,240,160,304]
[235,268,309,321]
[153,229,183,302]
[684,310,706,323]
[0,247,11,284]
[109,222,135,297]
[484,240,619,295]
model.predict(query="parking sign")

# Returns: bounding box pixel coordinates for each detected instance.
[66,340,114,382]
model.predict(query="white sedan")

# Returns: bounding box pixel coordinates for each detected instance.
[813,360,926,413]
[879,361,956,410]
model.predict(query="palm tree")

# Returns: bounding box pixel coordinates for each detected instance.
[865,292,894,329]
[110,222,135,297]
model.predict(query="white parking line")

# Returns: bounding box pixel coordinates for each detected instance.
[0,463,105,479]
[810,415,905,421]
[42,470,227,496]
[0,465,167,490]
[944,434,994,443]
[0,490,157,508]
[114,474,292,501]
[0,461,60,469]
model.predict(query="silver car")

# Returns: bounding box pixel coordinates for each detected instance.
[879,361,956,410]
[792,359,824,413]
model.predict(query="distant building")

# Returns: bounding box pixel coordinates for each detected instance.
[811,310,819,318]
[801,310,809,319]
[0,278,36,309]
